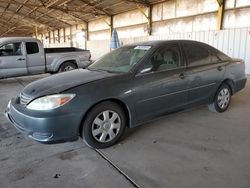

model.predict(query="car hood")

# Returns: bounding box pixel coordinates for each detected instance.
[22,69,116,99]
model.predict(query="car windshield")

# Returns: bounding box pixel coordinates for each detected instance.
[88,45,151,73]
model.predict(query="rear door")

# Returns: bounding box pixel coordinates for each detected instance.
[26,42,45,74]
[133,43,188,122]
[0,42,27,78]
[182,42,226,105]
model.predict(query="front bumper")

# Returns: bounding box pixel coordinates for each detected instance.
[5,98,81,143]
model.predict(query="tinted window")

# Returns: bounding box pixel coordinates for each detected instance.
[140,45,181,73]
[0,43,22,56]
[26,42,39,54]
[184,44,210,66]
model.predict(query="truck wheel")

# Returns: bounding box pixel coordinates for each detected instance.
[82,101,127,149]
[58,62,77,72]
[208,83,231,113]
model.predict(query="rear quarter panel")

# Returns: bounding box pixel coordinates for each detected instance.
[223,59,247,93]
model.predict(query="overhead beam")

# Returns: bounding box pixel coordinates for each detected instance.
[79,0,111,16]
[0,0,88,23]
[16,0,29,13]
[3,0,73,26]
[0,7,56,28]
[124,0,150,7]
[1,0,75,36]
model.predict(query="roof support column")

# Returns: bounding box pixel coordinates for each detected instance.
[148,5,152,36]
[137,5,152,35]
[217,0,225,30]
[85,22,89,50]
[35,24,38,38]
[63,27,66,43]
[110,15,114,37]
[70,25,73,47]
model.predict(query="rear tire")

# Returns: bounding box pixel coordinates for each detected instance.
[58,62,77,72]
[208,83,231,113]
[82,101,127,149]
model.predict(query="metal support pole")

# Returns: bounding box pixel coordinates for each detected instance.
[110,15,113,37]
[63,27,66,43]
[148,5,152,36]
[217,0,224,30]
[35,24,38,38]
[70,25,73,47]
[58,29,60,43]
[137,5,152,35]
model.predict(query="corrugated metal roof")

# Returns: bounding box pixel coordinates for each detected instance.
[0,0,163,37]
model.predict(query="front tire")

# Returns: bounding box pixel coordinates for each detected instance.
[82,102,127,149]
[208,83,231,113]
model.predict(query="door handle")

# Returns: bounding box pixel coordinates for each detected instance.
[179,73,185,79]
[217,66,223,71]
[17,58,25,61]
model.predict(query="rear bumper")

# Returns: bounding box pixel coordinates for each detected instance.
[234,77,247,93]
[5,98,80,143]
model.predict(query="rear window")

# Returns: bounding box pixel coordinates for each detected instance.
[183,43,210,66]
[26,42,39,54]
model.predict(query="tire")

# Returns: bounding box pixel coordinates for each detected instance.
[208,83,231,113]
[58,62,77,72]
[82,101,127,149]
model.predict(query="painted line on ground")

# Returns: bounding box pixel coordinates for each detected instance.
[94,148,141,188]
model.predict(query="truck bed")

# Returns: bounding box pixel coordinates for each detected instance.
[45,47,88,54]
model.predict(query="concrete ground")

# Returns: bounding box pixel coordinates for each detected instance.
[0,74,250,188]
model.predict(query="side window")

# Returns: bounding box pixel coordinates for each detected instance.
[26,42,39,54]
[210,52,220,63]
[140,45,181,73]
[184,44,210,66]
[0,43,22,56]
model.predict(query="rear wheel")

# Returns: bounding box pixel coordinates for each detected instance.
[82,101,126,149]
[208,83,231,113]
[58,62,77,72]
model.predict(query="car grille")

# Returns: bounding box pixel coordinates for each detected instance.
[20,93,31,105]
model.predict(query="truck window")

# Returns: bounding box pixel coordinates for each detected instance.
[0,43,22,56]
[26,42,39,54]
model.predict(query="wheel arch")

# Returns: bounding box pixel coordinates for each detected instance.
[79,98,131,137]
[222,78,236,95]
[57,60,78,72]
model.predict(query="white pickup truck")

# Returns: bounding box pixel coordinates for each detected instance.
[0,37,91,79]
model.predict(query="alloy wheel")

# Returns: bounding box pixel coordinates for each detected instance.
[91,110,121,143]
[217,88,230,109]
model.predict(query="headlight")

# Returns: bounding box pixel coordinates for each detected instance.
[27,94,75,110]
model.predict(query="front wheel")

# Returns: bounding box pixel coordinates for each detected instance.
[82,102,127,149]
[208,83,231,113]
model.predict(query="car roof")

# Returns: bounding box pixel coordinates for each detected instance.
[128,40,209,47]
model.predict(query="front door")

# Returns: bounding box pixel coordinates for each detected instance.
[26,42,45,74]
[0,42,27,78]
[133,44,188,123]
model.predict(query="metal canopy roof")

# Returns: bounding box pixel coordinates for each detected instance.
[0,0,163,37]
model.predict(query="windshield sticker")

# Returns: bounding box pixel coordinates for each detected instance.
[134,46,151,50]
